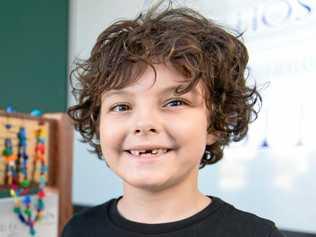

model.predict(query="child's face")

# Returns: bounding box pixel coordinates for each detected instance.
[99,63,215,192]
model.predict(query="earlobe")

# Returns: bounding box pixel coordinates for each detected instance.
[206,134,217,145]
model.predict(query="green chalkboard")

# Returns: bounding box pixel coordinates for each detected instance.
[0,1,69,113]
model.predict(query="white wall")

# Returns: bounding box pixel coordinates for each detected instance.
[68,0,316,233]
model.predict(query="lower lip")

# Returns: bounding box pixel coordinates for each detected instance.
[125,150,172,163]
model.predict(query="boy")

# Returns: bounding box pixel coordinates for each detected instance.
[63,1,285,236]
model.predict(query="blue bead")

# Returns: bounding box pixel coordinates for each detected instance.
[18,213,26,223]
[41,166,48,173]
[30,109,42,117]
[5,124,12,129]
[18,128,27,139]
[6,106,15,113]
[22,196,31,205]
[21,127,26,135]
[4,138,12,147]
[20,139,27,145]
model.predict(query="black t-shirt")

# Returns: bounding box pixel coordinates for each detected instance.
[62,195,285,237]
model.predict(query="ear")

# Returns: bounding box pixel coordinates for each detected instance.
[206,133,217,145]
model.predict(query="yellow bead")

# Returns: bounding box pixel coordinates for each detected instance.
[38,211,44,219]
[10,189,16,197]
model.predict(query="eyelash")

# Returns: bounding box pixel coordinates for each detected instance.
[110,98,188,112]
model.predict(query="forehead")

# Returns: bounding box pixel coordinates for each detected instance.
[102,64,205,98]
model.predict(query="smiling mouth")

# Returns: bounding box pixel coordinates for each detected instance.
[125,149,172,158]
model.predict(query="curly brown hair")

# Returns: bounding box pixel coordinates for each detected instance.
[67,2,261,169]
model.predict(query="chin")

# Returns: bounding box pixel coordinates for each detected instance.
[124,174,173,192]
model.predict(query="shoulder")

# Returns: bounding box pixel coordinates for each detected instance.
[61,200,112,237]
[209,196,285,237]
[228,206,284,237]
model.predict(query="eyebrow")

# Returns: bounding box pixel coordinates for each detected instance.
[103,84,199,98]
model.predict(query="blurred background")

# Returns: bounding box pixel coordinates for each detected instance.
[1,0,315,236]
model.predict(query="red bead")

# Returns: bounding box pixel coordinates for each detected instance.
[38,190,45,198]
[35,144,45,153]
[11,183,18,190]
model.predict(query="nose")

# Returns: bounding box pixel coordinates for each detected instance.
[132,108,161,136]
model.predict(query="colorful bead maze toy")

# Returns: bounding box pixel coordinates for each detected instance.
[0,110,73,236]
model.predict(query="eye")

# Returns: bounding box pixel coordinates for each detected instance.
[110,104,130,112]
[165,98,188,107]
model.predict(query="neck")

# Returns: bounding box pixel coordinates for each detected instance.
[117,172,211,223]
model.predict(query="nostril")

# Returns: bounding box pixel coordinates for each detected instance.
[135,128,158,135]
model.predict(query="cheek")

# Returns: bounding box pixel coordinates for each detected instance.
[99,117,125,152]
[167,114,208,151]
[100,117,115,139]
[168,112,208,136]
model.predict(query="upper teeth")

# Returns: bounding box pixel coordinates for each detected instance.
[129,149,168,156]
